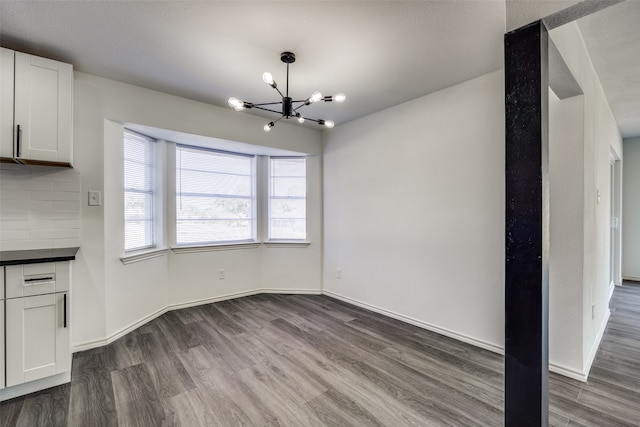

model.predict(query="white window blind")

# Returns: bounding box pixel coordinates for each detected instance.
[176,145,256,245]
[124,130,155,252]
[269,157,306,240]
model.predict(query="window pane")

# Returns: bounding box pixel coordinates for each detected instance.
[269,157,306,240]
[124,130,155,252]
[176,146,256,245]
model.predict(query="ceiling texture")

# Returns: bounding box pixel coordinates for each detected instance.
[0,1,637,136]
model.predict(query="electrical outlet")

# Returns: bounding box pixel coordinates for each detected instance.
[218,269,226,280]
[337,268,342,279]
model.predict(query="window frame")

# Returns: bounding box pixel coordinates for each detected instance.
[123,129,157,254]
[174,144,258,247]
[267,156,307,242]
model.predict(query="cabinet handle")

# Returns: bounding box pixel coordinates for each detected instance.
[24,277,54,282]
[63,293,67,328]
[16,124,21,157]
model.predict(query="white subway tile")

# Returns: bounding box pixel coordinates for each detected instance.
[31,169,81,183]
[0,239,53,251]
[2,200,53,211]
[52,201,80,210]
[31,191,80,201]
[31,210,79,220]
[0,229,30,240]
[0,190,31,201]
[30,228,80,239]
[0,210,30,220]
[52,238,80,249]
[0,179,52,191]
[0,220,31,229]
[52,182,81,192]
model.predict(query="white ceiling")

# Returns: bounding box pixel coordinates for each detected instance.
[1,1,507,128]
[0,1,637,137]
[577,1,640,138]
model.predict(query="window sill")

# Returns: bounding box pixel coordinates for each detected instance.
[263,241,310,248]
[120,248,168,265]
[171,242,261,254]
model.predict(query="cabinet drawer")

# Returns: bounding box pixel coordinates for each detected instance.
[5,261,70,299]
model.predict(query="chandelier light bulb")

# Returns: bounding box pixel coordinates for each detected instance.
[297,115,305,124]
[324,120,335,128]
[228,97,242,108]
[262,72,274,86]
[310,91,322,103]
[234,104,245,111]
[333,94,346,103]
[264,122,274,132]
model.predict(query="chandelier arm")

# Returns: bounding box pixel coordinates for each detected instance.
[292,103,311,113]
[272,86,285,98]
[252,102,284,107]
[252,106,283,114]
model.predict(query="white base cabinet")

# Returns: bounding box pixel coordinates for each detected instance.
[6,292,70,387]
[1,261,71,394]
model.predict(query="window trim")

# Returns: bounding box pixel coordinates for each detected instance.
[267,156,307,242]
[175,144,258,246]
[124,129,157,253]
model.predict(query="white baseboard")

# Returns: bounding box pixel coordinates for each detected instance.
[322,289,504,355]
[623,275,640,282]
[322,289,597,383]
[582,308,611,380]
[549,362,588,382]
[260,288,322,295]
[72,287,320,353]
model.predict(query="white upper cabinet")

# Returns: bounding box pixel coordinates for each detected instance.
[0,48,73,167]
[0,48,14,161]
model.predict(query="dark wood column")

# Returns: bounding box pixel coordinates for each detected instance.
[504,20,549,427]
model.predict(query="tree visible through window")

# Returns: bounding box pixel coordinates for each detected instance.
[176,145,256,245]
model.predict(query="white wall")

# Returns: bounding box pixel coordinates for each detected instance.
[549,90,585,373]
[73,71,323,349]
[549,22,622,378]
[623,137,640,280]
[323,70,506,351]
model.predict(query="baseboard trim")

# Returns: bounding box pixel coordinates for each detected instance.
[322,289,504,355]
[72,287,321,353]
[582,308,611,380]
[623,275,640,282]
[167,289,262,312]
[260,288,322,295]
[549,362,588,382]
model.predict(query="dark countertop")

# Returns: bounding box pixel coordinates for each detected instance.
[0,247,80,266]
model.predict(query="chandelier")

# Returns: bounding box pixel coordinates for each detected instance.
[228,51,345,132]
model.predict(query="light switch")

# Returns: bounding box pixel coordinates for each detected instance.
[88,191,102,206]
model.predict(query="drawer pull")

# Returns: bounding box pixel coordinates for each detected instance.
[24,277,54,283]
[63,294,67,328]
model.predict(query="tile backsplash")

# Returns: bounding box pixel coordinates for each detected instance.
[0,164,81,251]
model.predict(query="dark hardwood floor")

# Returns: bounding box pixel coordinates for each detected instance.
[2,281,640,426]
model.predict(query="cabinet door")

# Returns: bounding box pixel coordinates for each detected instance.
[6,292,70,387]
[14,52,73,165]
[0,48,15,160]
